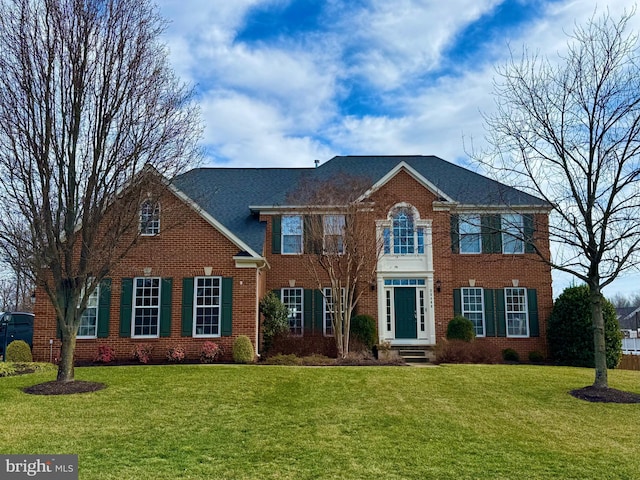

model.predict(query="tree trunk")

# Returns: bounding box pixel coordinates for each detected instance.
[57,332,76,383]
[589,286,608,389]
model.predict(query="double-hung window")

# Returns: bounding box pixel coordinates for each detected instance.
[193,277,221,337]
[140,200,160,236]
[78,284,100,338]
[282,288,303,335]
[461,287,484,337]
[323,287,346,336]
[505,288,528,337]
[132,277,161,337]
[323,215,345,254]
[282,215,303,254]
[459,214,481,253]
[502,214,524,254]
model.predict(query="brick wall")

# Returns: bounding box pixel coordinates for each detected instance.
[32,189,260,363]
[262,169,553,359]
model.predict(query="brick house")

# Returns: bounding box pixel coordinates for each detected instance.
[32,155,553,362]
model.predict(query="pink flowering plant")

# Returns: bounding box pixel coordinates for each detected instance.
[200,341,224,363]
[166,345,186,363]
[94,345,116,363]
[132,343,153,364]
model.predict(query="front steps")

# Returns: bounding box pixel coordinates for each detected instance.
[392,345,436,363]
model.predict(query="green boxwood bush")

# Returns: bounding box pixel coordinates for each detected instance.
[528,351,544,364]
[446,316,475,342]
[350,314,377,350]
[232,335,255,364]
[502,348,520,363]
[547,285,622,369]
[6,340,32,362]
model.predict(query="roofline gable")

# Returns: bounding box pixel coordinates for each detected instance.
[168,183,265,262]
[357,161,454,203]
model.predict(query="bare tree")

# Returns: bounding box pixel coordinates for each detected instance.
[0,0,200,382]
[478,9,640,388]
[609,292,640,309]
[286,175,385,358]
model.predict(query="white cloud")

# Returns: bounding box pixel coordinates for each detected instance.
[199,90,334,167]
[340,0,503,90]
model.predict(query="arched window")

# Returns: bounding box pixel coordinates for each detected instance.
[140,199,160,235]
[383,205,424,255]
[393,208,414,254]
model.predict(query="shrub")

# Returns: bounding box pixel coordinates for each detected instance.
[6,340,32,362]
[132,343,153,364]
[94,345,116,363]
[259,292,290,355]
[232,335,255,364]
[434,339,500,364]
[166,345,186,363]
[502,348,520,363]
[446,316,476,342]
[528,350,544,364]
[200,341,224,363]
[547,285,622,369]
[350,314,377,351]
[269,333,337,358]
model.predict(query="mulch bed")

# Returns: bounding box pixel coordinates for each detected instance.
[23,380,106,396]
[570,386,640,403]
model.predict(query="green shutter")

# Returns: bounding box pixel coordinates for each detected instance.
[484,289,496,337]
[524,214,535,253]
[314,289,324,332]
[304,216,312,254]
[272,216,281,254]
[97,278,112,338]
[495,289,506,337]
[119,278,133,337]
[304,215,322,254]
[181,278,194,337]
[221,277,233,336]
[453,289,462,316]
[527,289,539,337]
[450,215,459,254]
[160,278,173,337]
[482,215,502,254]
[304,289,313,334]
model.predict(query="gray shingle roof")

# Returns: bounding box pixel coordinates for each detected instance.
[173,155,548,255]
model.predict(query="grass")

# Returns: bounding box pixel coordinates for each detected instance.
[1,364,640,479]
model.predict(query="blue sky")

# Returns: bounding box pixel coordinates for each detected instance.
[155,0,640,298]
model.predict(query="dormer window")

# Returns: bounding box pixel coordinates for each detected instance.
[140,199,160,236]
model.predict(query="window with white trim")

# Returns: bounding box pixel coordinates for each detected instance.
[505,288,528,337]
[382,205,424,255]
[323,215,345,254]
[132,277,161,338]
[78,284,99,338]
[282,288,303,335]
[459,214,481,253]
[140,200,160,235]
[502,214,524,254]
[462,287,485,337]
[193,277,221,337]
[282,215,303,254]
[323,287,346,336]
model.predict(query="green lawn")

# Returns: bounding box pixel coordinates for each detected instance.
[1,364,639,479]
